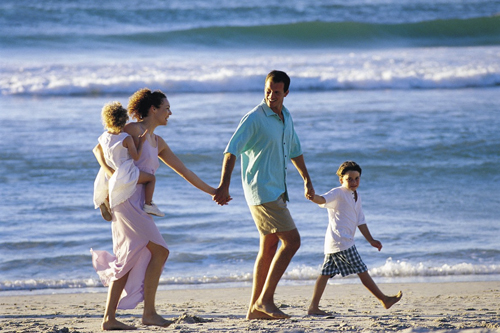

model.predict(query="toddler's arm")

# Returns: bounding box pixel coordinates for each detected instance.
[358,224,382,251]
[123,130,147,161]
[93,144,114,177]
[310,194,326,205]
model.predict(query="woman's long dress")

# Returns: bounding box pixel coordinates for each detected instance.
[91,136,168,309]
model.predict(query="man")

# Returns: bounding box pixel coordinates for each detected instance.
[214,70,315,319]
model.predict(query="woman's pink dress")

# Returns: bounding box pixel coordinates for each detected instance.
[91,136,168,309]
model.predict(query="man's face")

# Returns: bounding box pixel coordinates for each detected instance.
[264,79,288,113]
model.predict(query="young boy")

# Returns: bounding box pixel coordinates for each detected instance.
[308,161,402,316]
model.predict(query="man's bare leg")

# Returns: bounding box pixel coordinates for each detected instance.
[102,273,136,330]
[247,233,279,319]
[308,274,331,316]
[142,241,172,327]
[252,228,300,319]
[358,271,403,309]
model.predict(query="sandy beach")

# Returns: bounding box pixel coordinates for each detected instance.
[1,281,499,332]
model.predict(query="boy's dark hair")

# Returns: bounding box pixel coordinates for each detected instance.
[266,70,290,92]
[128,88,167,120]
[336,161,362,177]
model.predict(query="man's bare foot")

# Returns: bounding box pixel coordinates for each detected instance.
[252,302,290,319]
[382,290,403,309]
[142,313,172,327]
[102,318,136,331]
[307,306,330,316]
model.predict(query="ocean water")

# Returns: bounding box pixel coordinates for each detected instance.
[1,0,499,296]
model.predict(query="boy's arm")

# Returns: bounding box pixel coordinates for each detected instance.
[358,224,382,251]
[310,194,326,205]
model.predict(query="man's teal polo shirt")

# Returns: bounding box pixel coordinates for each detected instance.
[224,100,303,206]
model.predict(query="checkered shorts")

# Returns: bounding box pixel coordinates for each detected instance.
[321,245,368,277]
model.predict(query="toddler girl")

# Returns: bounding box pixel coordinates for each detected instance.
[94,101,164,219]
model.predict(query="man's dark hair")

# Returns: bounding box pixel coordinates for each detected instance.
[266,70,290,92]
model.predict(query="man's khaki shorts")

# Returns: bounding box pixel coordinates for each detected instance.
[249,194,296,235]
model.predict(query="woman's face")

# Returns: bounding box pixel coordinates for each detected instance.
[154,98,172,126]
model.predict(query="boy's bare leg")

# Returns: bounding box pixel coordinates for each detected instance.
[251,229,300,319]
[358,271,402,309]
[142,241,172,327]
[102,273,136,330]
[138,172,156,205]
[308,274,330,315]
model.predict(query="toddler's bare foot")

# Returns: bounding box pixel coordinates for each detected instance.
[102,318,136,330]
[382,290,403,309]
[307,306,330,316]
[142,313,172,327]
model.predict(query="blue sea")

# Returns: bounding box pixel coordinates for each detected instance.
[1,0,499,296]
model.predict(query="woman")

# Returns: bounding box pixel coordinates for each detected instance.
[92,88,216,330]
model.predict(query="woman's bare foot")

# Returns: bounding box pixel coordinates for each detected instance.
[381,290,403,309]
[247,307,274,320]
[101,318,136,331]
[252,302,290,319]
[142,313,172,327]
[307,306,330,316]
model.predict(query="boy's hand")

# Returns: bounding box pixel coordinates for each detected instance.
[370,239,382,251]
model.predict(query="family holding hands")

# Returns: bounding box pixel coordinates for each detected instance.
[92,70,402,330]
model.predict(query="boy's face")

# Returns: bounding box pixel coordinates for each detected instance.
[339,170,360,191]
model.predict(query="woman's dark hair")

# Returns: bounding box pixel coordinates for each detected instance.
[128,88,166,121]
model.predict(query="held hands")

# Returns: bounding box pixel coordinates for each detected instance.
[213,186,232,206]
[304,181,315,201]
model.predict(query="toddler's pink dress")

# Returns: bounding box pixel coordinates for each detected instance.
[91,135,168,309]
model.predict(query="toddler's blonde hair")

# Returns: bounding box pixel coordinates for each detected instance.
[101,101,128,133]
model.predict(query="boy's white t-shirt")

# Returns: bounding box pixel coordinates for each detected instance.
[319,186,366,254]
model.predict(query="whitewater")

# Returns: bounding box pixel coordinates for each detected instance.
[1,0,499,295]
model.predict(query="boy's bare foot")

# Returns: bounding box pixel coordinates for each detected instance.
[252,302,290,319]
[102,319,136,330]
[382,290,403,309]
[142,313,172,327]
[307,306,330,316]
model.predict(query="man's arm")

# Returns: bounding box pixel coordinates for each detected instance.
[213,153,236,206]
[291,154,315,200]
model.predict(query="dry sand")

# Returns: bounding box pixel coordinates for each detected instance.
[1,281,499,332]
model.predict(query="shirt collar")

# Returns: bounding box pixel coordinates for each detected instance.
[260,99,289,118]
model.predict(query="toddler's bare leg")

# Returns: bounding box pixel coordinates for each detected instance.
[138,171,156,205]
[308,274,331,315]
[358,271,402,309]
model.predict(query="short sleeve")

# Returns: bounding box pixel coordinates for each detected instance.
[318,187,340,209]
[224,112,257,156]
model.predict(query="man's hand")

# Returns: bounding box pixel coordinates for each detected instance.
[304,181,315,201]
[213,186,232,206]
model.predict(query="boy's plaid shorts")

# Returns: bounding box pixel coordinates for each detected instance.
[321,245,368,277]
